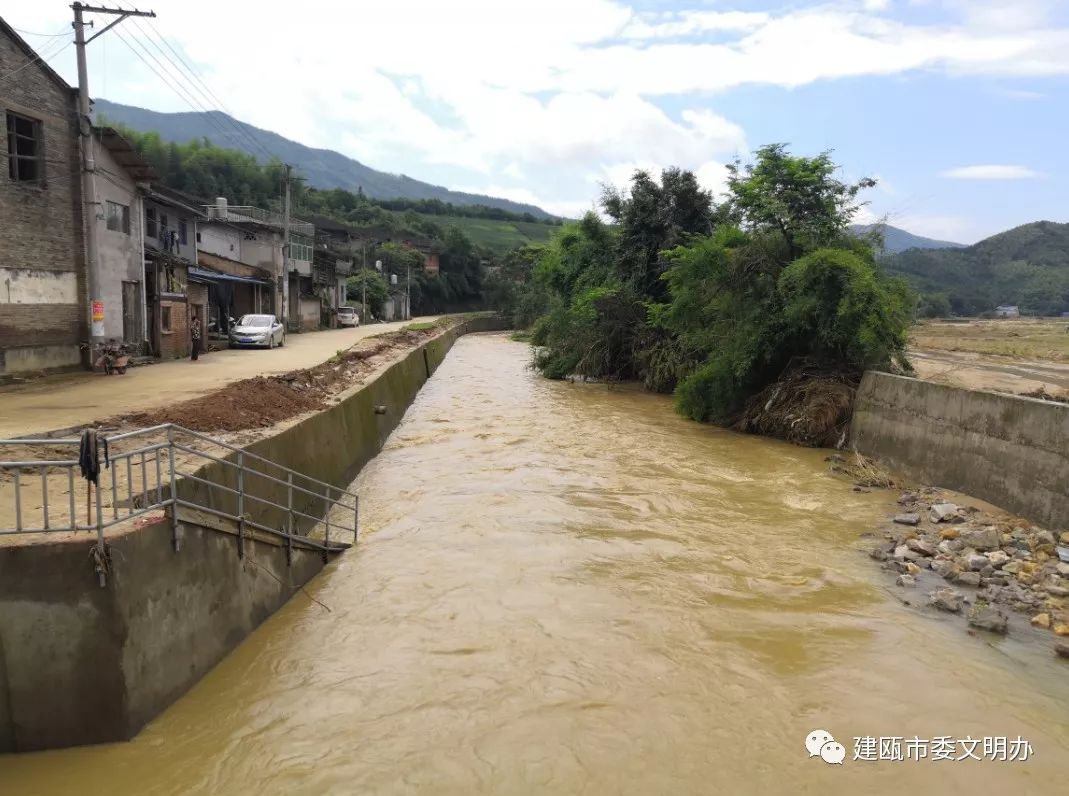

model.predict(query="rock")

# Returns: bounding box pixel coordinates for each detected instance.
[1054,623,1069,637]
[982,576,1008,588]
[1032,613,1051,629]
[968,603,1009,634]
[940,527,960,540]
[931,559,957,579]
[963,553,989,572]
[1046,585,1069,598]
[897,492,918,505]
[960,527,1000,552]
[937,540,961,557]
[907,538,937,556]
[1057,546,1069,564]
[896,574,917,588]
[893,513,920,526]
[954,571,982,588]
[1035,529,1056,546]
[985,550,1011,567]
[1003,561,1024,575]
[1060,532,1069,545]
[1057,642,1069,660]
[929,503,959,523]
[930,588,964,613]
[905,562,922,576]
[869,548,889,562]
[893,545,912,560]
[1058,563,1069,576]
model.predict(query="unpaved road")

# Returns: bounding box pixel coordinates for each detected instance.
[0,318,438,438]
[910,347,1069,396]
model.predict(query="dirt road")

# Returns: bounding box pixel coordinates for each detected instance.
[0,319,437,438]
[909,348,1069,395]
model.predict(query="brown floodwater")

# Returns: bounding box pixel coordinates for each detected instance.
[3,333,1068,794]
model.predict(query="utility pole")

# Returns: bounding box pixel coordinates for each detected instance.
[406,261,411,320]
[281,163,292,328]
[361,240,367,323]
[72,2,156,346]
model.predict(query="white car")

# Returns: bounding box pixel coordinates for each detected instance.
[337,306,361,327]
[229,314,286,348]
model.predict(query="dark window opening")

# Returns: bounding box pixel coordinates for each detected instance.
[106,201,130,234]
[179,219,188,245]
[161,305,172,333]
[6,111,43,183]
[146,207,158,239]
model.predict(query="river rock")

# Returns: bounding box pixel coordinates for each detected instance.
[940,527,960,540]
[1036,529,1056,547]
[907,538,937,556]
[1054,623,1069,637]
[1057,642,1069,660]
[930,588,964,613]
[954,571,982,588]
[905,561,922,576]
[893,544,912,561]
[986,550,1011,567]
[931,559,957,579]
[894,513,921,526]
[1032,613,1052,629]
[1057,547,1069,564]
[1003,560,1024,575]
[962,552,989,572]
[1060,533,1069,545]
[960,527,1000,552]
[930,503,960,523]
[896,574,917,588]
[897,492,918,505]
[968,603,1008,634]
[937,540,961,557]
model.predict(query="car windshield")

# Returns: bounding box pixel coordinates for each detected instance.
[238,315,272,327]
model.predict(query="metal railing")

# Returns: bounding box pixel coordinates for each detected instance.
[203,204,315,237]
[0,424,358,587]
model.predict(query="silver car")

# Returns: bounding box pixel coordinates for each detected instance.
[228,314,286,349]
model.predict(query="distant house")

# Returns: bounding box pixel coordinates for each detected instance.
[0,19,85,377]
[994,305,1020,318]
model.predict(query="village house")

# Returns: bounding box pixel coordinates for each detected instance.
[200,199,316,331]
[0,19,85,378]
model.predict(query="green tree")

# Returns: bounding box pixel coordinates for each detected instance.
[346,270,389,319]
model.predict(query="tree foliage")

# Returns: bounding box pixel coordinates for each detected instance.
[522,146,914,433]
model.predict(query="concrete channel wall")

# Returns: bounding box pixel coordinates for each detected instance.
[0,316,506,752]
[850,371,1069,530]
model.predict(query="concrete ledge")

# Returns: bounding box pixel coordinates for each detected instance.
[850,371,1069,529]
[0,315,508,752]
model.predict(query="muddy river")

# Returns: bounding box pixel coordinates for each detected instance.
[3,333,1068,794]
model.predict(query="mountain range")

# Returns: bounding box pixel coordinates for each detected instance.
[92,99,554,219]
[882,221,1069,315]
[849,223,964,254]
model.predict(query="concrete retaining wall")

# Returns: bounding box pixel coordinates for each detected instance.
[850,371,1069,530]
[0,316,507,752]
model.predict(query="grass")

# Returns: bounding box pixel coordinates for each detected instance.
[436,215,559,254]
[911,319,1069,362]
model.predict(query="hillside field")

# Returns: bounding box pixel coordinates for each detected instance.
[439,215,559,253]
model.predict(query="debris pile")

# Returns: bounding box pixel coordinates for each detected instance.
[126,325,442,433]
[736,362,857,447]
[868,489,1069,657]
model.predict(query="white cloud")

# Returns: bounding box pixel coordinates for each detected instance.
[939,165,1043,179]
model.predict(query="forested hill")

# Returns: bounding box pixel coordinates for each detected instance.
[92,99,554,219]
[849,223,963,254]
[883,221,1069,316]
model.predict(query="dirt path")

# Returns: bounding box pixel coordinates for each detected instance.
[909,348,1069,396]
[0,318,438,438]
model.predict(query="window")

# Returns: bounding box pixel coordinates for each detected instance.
[106,201,130,234]
[146,207,157,239]
[6,111,43,183]
[196,231,201,243]
[161,305,172,333]
[179,220,188,246]
[159,213,169,241]
[289,235,313,262]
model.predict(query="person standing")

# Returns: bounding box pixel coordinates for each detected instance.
[190,315,201,361]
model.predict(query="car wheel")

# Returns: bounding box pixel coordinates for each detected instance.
[279,332,285,347]
[268,334,275,350]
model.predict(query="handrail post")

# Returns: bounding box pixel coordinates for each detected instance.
[94,475,106,588]
[324,485,331,549]
[286,472,293,566]
[236,451,245,559]
[353,494,359,544]
[168,426,180,552]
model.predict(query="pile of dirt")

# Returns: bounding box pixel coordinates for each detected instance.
[735,362,859,448]
[127,375,326,432]
[124,325,443,434]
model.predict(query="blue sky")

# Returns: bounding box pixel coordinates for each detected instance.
[3,0,1067,242]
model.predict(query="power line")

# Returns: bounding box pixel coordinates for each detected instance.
[0,36,72,83]
[11,26,71,38]
[110,28,240,147]
[114,1,280,163]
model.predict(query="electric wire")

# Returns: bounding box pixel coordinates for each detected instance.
[0,35,73,83]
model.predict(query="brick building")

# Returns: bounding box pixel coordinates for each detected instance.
[0,19,86,378]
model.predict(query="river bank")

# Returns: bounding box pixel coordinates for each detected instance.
[864,484,1069,660]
